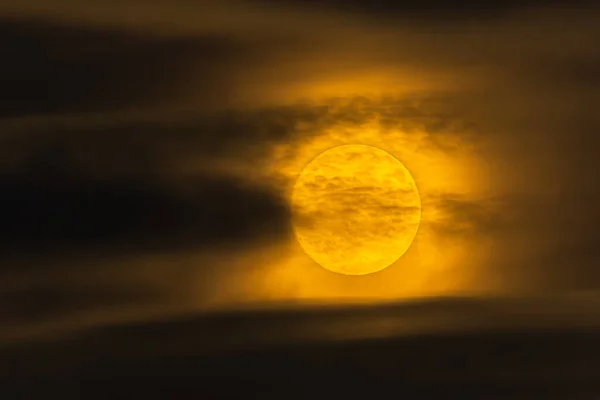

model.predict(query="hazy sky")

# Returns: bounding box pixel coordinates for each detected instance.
[2,0,600,341]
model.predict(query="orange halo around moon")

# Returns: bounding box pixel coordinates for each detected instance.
[291,144,421,276]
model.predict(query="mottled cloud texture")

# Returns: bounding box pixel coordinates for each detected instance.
[2,0,600,340]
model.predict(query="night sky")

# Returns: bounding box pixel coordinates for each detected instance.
[2,0,600,398]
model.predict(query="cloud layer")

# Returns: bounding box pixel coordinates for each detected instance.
[2,0,600,340]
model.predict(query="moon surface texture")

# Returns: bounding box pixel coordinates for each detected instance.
[291,144,421,275]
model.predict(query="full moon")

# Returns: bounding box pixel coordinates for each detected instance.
[291,144,421,275]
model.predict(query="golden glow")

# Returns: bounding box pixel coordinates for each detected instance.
[291,145,421,275]
[235,101,495,305]
[189,99,494,307]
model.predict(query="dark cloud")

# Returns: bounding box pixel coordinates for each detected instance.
[425,196,512,236]
[519,195,600,290]
[0,163,291,264]
[0,115,293,325]
[0,104,304,264]
[0,95,471,178]
[0,17,262,118]
[254,0,597,20]
[539,239,600,290]
[3,297,600,398]
[528,55,600,90]
[424,191,600,291]
[1,283,161,325]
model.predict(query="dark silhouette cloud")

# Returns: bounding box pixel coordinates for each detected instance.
[0,123,292,324]
[0,18,260,118]
[255,0,598,20]
[3,297,600,398]
[425,196,512,236]
[0,164,291,263]
[2,283,162,325]
[0,95,472,179]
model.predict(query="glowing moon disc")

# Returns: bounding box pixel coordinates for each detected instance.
[291,144,421,275]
